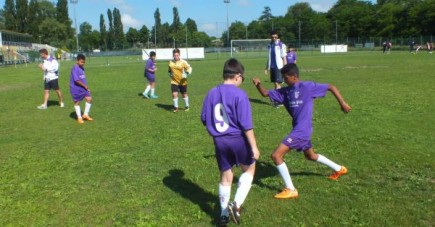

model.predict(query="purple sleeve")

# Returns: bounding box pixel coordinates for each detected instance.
[308,82,329,98]
[268,88,285,104]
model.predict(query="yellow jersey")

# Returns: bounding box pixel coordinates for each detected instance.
[168,59,192,86]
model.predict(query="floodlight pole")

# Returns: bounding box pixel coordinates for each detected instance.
[70,0,79,52]
[224,0,230,46]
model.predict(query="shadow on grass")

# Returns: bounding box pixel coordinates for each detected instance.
[155,103,174,111]
[163,169,220,225]
[46,100,62,107]
[254,160,325,191]
[249,98,270,106]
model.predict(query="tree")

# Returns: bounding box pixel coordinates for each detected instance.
[185,18,197,33]
[15,0,28,33]
[3,0,16,31]
[138,25,149,47]
[56,0,73,38]
[229,21,247,40]
[125,27,140,48]
[27,0,42,41]
[152,8,162,47]
[99,14,107,50]
[107,9,114,50]
[79,22,99,51]
[0,9,6,29]
[39,18,69,47]
[113,8,125,49]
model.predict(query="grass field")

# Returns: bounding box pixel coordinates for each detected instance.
[0,51,434,226]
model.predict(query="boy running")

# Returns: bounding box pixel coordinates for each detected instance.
[252,63,351,199]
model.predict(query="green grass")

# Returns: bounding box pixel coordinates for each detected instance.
[0,51,434,226]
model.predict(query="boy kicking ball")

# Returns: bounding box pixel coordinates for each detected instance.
[70,54,93,124]
[252,63,351,199]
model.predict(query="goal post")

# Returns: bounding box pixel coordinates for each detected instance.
[230,39,270,58]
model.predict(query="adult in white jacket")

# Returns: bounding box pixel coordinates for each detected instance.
[265,30,287,90]
[37,48,64,109]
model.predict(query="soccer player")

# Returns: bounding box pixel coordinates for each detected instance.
[37,48,64,109]
[252,63,351,199]
[142,51,158,99]
[168,48,192,112]
[69,54,93,124]
[201,58,260,225]
[286,45,297,64]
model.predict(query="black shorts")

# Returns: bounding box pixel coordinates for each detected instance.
[44,79,60,90]
[171,84,187,94]
[270,68,283,83]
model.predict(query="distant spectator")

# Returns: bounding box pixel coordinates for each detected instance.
[286,45,297,64]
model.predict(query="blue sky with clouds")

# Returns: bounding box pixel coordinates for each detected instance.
[67,0,351,36]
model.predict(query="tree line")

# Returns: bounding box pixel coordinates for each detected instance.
[0,0,434,52]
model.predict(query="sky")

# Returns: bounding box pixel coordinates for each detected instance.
[1,0,374,37]
[67,0,344,36]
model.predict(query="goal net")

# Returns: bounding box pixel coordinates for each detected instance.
[230,39,270,58]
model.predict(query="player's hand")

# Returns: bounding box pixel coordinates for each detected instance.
[252,78,261,86]
[341,102,352,113]
[252,146,260,160]
[264,69,268,75]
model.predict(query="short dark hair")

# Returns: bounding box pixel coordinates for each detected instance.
[173,48,180,54]
[269,30,278,36]
[77,53,86,61]
[150,51,156,57]
[281,63,299,78]
[39,48,48,55]
[223,58,244,80]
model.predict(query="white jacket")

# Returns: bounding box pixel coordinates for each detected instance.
[42,56,59,81]
[266,41,287,70]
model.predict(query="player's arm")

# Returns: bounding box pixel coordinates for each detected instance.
[244,129,260,160]
[252,78,269,97]
[328,84,351,113]
[75,80,90,92]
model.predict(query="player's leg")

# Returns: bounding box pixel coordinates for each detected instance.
[304,148,347,180]
[82,96,93,121]
[74,100,84,124]
[149,81,158,98]
[51,79,63,107]
[171,84,179,112]
[181,85,189,111]
[272,143,298,199]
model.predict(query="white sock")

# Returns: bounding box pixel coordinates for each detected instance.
[74,105,82,118]
[183,97,189,107]
[276,162,296,190]
[173,98,178,108]
[151,88,155,96]
[316,154,341,171]
[84,102,91,115]
[219,184,231,216]
[234,173,253,208]
[144,85,150,94]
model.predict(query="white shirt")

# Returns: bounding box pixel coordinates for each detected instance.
[42,56,59,81]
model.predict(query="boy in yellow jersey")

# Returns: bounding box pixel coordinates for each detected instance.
[168,48,192,112]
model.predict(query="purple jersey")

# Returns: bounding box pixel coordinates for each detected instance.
[69,64,89,101]
[145,58,155,79]
[269,81,329,140]
[286,51,297,64]
[201,84,253,137]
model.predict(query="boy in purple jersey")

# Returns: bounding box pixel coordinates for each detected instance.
[286,45,297,64]
[201,58,260,225]
[69,54,93,124]
[252,63,352,199]
[142,51,158,99]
